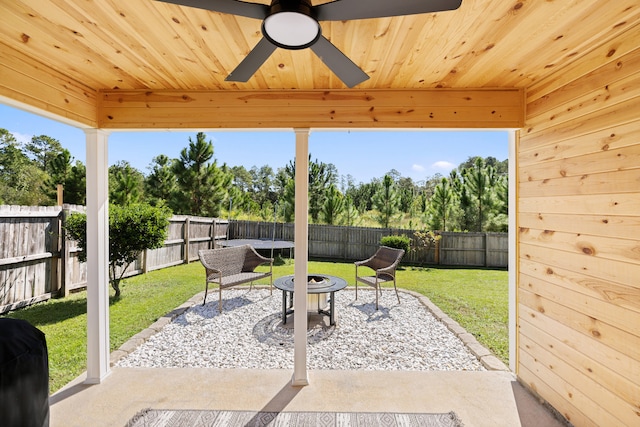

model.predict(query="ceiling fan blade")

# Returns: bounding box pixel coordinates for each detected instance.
[226,37,277,82]
[156,0,268,20]
[316,0,462,21]
[310,36,369,88]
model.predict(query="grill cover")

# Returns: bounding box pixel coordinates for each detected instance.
[0,318,50,427]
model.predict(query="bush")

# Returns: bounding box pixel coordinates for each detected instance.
[414,230,441,251]
[380,235,410,253]
[64,203,172,297]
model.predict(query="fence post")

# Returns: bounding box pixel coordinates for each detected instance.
[142,249,149,274]
[184,216,190,264]
[342,225,347,260]
[214,218,217,249]
[52,209,62,298]
[59,206,70,298]
[485,232,489,267]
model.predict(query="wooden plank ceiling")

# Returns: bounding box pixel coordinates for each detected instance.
[0,0,638,129]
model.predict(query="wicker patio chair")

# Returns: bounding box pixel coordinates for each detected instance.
[198,245,273,312]
[355,245,405,310]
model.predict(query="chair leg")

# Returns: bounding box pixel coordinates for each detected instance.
[270,276,273,295]
[375,279,379,310]
[393,278,400,304]
[203,282,209,306]
[354,270,358,300]
[219,286,223,312]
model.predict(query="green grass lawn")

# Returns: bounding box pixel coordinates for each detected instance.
[2,258,508,393]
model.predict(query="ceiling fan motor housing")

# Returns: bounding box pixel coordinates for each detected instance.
[262,0,321,49]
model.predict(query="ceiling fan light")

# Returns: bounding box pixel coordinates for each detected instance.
[263,12,321,49]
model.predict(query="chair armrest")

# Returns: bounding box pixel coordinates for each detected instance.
[354,254,376,268]
[376,265,397,276]
[202,265,223,282]
[375,254,403,276]
[250,245,272,261]
[199,259,222,274]
[203,266,222,274]
[243,246,274,272]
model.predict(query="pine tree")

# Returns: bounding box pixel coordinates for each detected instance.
[109,161,144,206]
[281,178,295,223]
[25,135,64,173]
[145,155,177,206]
[463,157,497,232]
[372,174,399,228]
[428,177,456,231]
[171,132,232,216]
[321,184,344,225]
[42,149,72,203]
[41,149,86,205]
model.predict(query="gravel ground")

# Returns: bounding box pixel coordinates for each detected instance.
[116,288,485,371]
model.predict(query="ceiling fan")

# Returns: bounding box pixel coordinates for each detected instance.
[157,0,463,87]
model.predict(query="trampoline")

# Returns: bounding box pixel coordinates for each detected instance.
[218,238,294,258]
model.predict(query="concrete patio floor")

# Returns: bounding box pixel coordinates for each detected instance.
[50,368,568,427]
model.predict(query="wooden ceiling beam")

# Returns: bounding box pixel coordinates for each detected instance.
[0,42,97,127]
[98,88,524,129]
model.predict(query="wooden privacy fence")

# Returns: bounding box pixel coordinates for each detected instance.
[228,220,508,267]
[0,205,228,314]
[0,206,506,314]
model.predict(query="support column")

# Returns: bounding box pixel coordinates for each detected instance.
[84,129,111,384]
[292,128,309,386]
[508,130,517,373]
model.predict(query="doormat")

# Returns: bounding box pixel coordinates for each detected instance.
[126,409,464,427]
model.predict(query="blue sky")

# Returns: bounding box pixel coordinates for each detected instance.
[1,104,508,184]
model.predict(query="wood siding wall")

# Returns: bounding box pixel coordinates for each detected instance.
[517,25,640,427]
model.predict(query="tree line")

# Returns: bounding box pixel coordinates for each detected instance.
[0,129,508,232]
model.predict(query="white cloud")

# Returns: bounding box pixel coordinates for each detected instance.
[412,164,425,172]
[9,131,32,146]
[432,160,455,170]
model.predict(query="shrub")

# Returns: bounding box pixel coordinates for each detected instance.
[64,203,172,297]
[414,230,441,252]
[380,234,410,253]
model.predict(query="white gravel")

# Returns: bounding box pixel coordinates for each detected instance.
[116,288,485,371]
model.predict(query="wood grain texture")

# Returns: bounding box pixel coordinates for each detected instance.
[0,1,637,94]
[518,212,640,240]
[520,270,640,335]
[519,317,640,414]
[519,226,640,265]
[520,333,637,427]
[520,257,640,315]
[518,121,640,168]
[97,88,524,129]
[518,348,627,427]
[0,42,97,126]
[518,18,640,426]
[519,242,638,290]
[517,363,599,427]
[518,304,640,394]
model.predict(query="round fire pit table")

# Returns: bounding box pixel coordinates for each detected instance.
[273,274,347,326]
